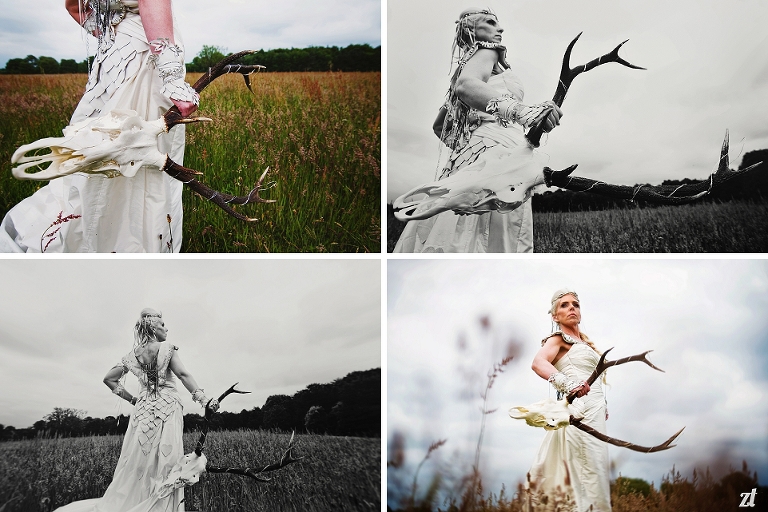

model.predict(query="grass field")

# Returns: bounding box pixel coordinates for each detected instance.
[387,200,768,252]
[0,72,380,252]
[0,430,380,512]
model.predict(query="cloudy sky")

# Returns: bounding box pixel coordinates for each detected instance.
[0,0,381,68]
[388,0,768,201]
[388,259,768,505]
[0,258,381,429]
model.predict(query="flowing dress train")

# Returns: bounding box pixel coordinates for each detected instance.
[394,69,541,253]
[0,0,185,253]
[525,342,611,512]
[55,343,185,512]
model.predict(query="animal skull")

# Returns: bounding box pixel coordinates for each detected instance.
[156,452,208,497]
[509,397,571,430]
[11,109,174,181]
[392,145,545,221]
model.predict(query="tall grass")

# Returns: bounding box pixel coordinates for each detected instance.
[0,72,380,252]
[387,200,768,252]
[0,430,380,512]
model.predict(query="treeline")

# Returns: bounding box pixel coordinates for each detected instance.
[1,44,380,74]
[187,44,381,73]
[0,368,379,441]
[533,149,768,212]
[1,55,94,74]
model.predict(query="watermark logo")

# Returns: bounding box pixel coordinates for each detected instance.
[739,488,757,508]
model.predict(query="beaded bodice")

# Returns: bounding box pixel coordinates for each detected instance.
[119,342,182,453]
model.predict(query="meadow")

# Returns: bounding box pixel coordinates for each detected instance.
[0,430,380,511]
[387,200,768,252]
[0,72,380,252]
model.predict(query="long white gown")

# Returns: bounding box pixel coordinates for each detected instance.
[0,0,185,253]
[525,342,611,512]
[393,69,537,253]
[55,342,186,512]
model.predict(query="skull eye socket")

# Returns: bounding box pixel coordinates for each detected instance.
[130,161,135,166]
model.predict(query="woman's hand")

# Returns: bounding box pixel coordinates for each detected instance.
[171,98,198,118]
[531,102,564,133]
[567,380,590,400]
[207,398,220,413]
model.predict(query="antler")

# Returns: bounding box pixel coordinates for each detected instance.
[527,33,645,147]
[206,431,304,483]
[567,347,662,404]
[565,348,684,453]
[194,383,304,483]
[570,415,685,453]
[544,130,764,204]
[162,51,274,221]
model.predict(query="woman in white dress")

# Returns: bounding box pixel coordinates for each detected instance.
[55,308,219,512]
[0,0,198,253]
[393,8,562,253]
[526,289,611,512]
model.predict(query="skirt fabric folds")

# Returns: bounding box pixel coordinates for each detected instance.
[0,3,185,253]
[54,403,185,512]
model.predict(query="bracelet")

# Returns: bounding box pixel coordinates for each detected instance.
[486,96,553,129]
[191,388,208,407]
[547,372,582,394]
[149,39,200,105]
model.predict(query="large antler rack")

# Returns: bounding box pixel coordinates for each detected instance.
[196,383,304,483]
[162,51,276,221]
[543,130,763,204]
[566,348,685,453]
[526,33,645,148]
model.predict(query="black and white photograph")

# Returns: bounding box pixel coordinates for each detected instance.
[388,258,768,511]
[387,0,768,252]
[0,259,381,511]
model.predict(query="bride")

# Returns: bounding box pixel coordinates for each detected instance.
[393,8,562,253]
[55,308,218,512]
[525,289,611,512]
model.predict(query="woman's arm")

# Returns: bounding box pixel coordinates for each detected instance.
[103,366,137,405]
[455,48,562,132]
[169,351,219,411]
[138,0,198,117]
[532,336,590,398]
[65,0,87,25]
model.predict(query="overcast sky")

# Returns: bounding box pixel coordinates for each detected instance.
[388,0,768,201]
[0,258,381,429]
[388,259,768,505]
[0,0,381,68]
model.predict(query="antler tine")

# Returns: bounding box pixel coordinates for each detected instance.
[570,416,685,453]
[544,130,764,204]
[528,33,645,147]
[191,50,258,93]
[163,159,276,221]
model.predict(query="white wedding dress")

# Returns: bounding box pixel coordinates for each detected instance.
[524,342,611,512]
[55,342,185,512]
[0,0,185,253]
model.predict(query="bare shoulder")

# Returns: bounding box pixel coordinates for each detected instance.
[466,47,499,67]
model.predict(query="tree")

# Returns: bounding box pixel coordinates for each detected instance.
[60,59,79,73]
[44,407,86,436]
[304,405,327,433]
[189,45,227,72]
[39,56,60,74]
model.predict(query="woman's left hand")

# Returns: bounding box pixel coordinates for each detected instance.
[208,398,220,413]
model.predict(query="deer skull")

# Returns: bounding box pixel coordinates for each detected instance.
[393,146,545,221]
[509,397,571,430]
[11,109,172,181]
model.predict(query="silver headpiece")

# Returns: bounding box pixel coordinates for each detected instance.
[549,288,579,315]
[134,309,162,347]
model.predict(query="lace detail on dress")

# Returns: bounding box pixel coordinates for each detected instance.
[133,392,178,454]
